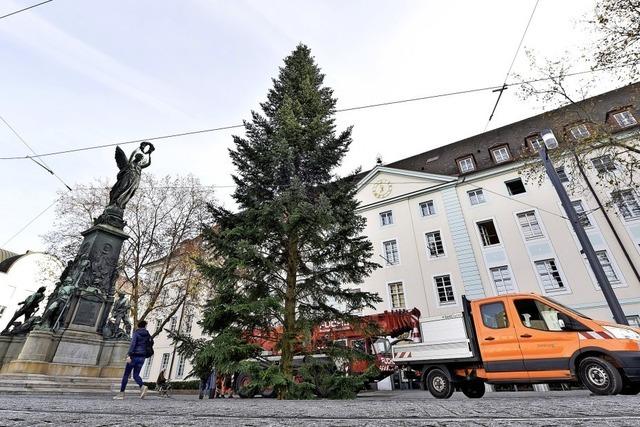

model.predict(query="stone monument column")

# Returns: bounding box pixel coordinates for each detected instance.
[0,142,154,380]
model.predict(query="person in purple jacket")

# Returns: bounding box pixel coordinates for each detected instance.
[113,320,154,399]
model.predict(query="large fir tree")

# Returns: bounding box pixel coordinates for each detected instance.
[200,44,380,395]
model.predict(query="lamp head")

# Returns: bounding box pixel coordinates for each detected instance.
[541,128,559,150]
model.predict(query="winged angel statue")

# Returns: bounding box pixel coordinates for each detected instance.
[109,142,155,210]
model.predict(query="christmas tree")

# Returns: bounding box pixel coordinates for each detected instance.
[199,44,380,397]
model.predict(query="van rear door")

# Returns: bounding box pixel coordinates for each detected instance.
[473,297,528,381]
[510,296,578,380]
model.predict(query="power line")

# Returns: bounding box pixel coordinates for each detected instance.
[2,199,57,247]
[0,63,634,162]
[485,0,540,130]
[0,0,53,20]
[0,114,72,191]
[473,185,568,220]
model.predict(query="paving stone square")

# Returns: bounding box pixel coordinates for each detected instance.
[0,390,638,426]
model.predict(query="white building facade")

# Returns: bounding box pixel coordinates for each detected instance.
[352,84,640,327]
[0,250,63,330]
[144,83,640,382]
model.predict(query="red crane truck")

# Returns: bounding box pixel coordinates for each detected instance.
[235,308,421,397]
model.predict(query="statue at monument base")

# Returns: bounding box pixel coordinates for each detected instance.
[0,143,155,387]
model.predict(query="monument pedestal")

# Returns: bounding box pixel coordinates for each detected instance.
[0,220,134,391]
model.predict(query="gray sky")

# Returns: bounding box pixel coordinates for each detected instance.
[0,0,618,253]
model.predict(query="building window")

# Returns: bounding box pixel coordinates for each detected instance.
[517,211,544,240]
[612,189,640,220]
[160,353,171,373]
[505,178,526,195]
[142,355,154,379]
[184,314,194,334]
[481,302,509,328]
[613,111,637,128]
[514,299,564,331]
[419,200,436,217]
[457,156,475,173]
[160,289,169,305]
[434,275,455,305]
[591,155,616,173]
[490,266,515,294]
[478,220,500,246]
[379,210,393,226]
[153,270,162,283]
[592,250,620,284]
[388,282,406,309]
[382,240,400,265]
[571,200,592,228]
[570,124,590,139]
[425,231,445,258]
[526,134,544,151]
[535,259,565,293]
[491,146,511,163]
[627,315,640,328]
[155,319,162,333]
[556,166,569,183]
[176,355,186,379]
[169,317,177,332]
[468,189,486,206]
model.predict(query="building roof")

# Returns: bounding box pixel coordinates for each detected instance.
[0,248,18,263]
[0,254,23,273]
[373,82,640,177]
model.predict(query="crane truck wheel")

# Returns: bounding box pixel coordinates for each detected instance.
[460,381,485,398]
[426,368,454,399]
[261,386,277,398]
[577,356,624,395]
[235,373,256,398]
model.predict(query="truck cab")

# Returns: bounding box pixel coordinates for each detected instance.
[392,293,640,398]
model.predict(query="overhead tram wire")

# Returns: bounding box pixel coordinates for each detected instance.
[0,0,53,20]
[0,63,635,163]
[0,114,73,191]
[2,199,57,247]
[484,0,540,131]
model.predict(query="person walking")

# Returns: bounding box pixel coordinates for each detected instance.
[113,320,154,399]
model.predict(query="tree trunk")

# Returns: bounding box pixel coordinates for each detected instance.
[279,236,298,399]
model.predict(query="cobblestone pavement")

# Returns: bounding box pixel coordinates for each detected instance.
[0,390,638,426]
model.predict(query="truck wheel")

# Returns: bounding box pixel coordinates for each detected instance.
[620,383,640,395]
[426,368,454,399]
[235,373,255,398]
[460,381,485,398]
[577,357,623,395]
[261,386,277,398]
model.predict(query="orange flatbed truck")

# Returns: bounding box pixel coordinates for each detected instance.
[392,293,640,398]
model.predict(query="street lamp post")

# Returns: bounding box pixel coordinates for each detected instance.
[539,129,628,325]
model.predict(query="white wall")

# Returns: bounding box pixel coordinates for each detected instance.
[0,252,63,330]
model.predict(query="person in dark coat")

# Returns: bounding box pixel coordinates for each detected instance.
[114,320,154,399]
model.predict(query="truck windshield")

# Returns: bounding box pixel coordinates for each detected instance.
[545,297,591,320]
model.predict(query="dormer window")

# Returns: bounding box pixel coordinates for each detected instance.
[613,110,637,128]
[491,145,511,163]
[526,134,544,151]
[570,124,590,139]
[457,156,476,173]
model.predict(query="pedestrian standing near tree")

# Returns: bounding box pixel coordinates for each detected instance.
[113,320,154,399]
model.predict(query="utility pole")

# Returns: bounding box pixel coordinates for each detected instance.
[539,136,628,325]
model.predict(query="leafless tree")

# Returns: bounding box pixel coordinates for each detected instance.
[514,51,640,204]
[42,173,215,337]
[592,0,640,82]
